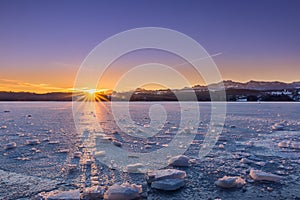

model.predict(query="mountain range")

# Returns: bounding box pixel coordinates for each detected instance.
[189,80,300,91]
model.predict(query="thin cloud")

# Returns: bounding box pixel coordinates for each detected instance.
[173,52,223,68]
[0,79,69,93]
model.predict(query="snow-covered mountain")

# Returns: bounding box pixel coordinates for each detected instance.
[208,80,300,91]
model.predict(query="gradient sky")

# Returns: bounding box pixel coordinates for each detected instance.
[0,0,300,93]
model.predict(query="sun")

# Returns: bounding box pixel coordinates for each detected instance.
[86,89,97,95]
[84,89,97,101]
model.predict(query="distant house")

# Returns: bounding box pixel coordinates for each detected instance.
[271,90,292,96]
[283,90,292,95]
[271,91,283,95]
[236,97,248,102]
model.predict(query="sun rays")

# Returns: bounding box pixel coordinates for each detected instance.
[73,89,110,102]
[72,88,111,117]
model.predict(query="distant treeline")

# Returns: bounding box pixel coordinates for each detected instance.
[128,89,294,101]
[0,90,295,101]
[0,92,73,101]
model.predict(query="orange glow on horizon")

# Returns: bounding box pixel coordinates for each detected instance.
[1,57,300,94]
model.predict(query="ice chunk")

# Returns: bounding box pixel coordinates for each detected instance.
[126,163,144,173]
[42,138,50,142]
[112,140,122,147]
[82,186,106,199]
[73,151,82,158]
[278,141,290,148]
[104,183,141,200]
[250,169,283,182]
[151,178,185,191]
[272,123,284,131]
[38,189,80,200]
[0,125,7,129]
[240,158,265,166]
[48,140,60,144]
[57,149,69,153]
[5,142,16,149]
[97,136,113,143]
[246,141,255,147]
[147,169,186,183]
[240,158,252,164]
[94,151,106,157]
[215,176,246,188]
[26,139,40,145]
[168,155,189,167]
[291,142,300,150]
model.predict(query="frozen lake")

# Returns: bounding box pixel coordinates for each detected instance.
[0,102,300,199]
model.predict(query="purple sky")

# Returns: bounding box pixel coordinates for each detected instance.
[0,0,299,92]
